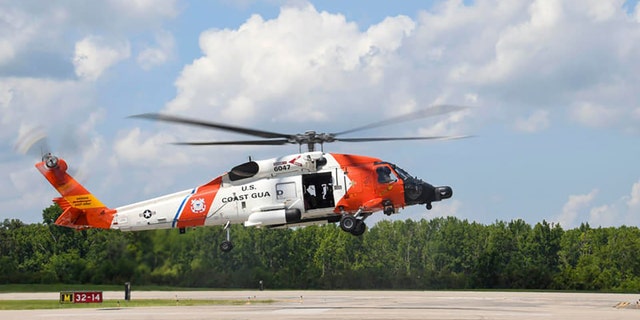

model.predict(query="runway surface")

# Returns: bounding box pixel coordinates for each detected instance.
[1,290,639,319]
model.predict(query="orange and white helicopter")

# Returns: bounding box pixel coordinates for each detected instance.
[37,105,466,252]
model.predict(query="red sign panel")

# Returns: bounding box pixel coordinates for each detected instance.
[73,291,103,303]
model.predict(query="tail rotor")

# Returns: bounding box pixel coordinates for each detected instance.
[15,125,51,159]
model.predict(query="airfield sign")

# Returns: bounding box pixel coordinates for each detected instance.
[59,291,103,304]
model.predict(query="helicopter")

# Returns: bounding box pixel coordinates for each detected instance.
[36,105,466,252]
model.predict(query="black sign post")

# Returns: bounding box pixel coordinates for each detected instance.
[124,282,131,301]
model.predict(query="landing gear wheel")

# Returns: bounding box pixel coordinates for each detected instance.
[383,200,395,216]
[220,240,234,252]
[350,220,366,236]
[340,215,357,232]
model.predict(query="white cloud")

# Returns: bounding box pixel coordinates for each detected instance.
[633,108,640,121]
[589,204,615,227]
[0,1,178,224]
[557,180,640,228]
[73,36,131,81]
[0,6,39,65]
[429,199,462,219]
[61,110,107,182]
[421,0,640,130]
[417,107,471,136]
[0,1,178,75]
[6,164,53,220]
[589,180,640,227]
[137,30,175,70]
[464,93,479,104]
[557,189,598,228]
[581,0,619,22]
[452,1,557,84]
[111,127,193,167]
[160,0,640,142]
[107,127,235,200]
[627,181,640,210]
[112,128,168,164]
[165,4,419,126]
[570,102,622,127]
[109,0,179,19]
[0,87,13,109]
[0,78,92,137]
[514,109,550,133]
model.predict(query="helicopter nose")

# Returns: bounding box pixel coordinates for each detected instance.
[422,184,453,210]
[435,186,453,200]
[424,184,453,202]
[402,178,453,208]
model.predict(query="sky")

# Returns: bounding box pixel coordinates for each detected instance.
[1,0,639,229]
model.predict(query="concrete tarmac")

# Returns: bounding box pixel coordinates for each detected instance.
[1,290,639,320]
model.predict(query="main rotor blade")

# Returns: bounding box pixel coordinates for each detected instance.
[131,113,291,139]
[333,104,467,136]
[172,139,290,146]
[335,135,472,142]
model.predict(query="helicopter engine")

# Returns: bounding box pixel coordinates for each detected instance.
[227,152,326,182]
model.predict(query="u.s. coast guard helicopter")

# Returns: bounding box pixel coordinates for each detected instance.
[37,105,465,252]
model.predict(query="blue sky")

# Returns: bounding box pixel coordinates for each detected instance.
[1,0,639,229]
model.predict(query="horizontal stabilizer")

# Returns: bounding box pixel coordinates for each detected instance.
[54,207,85,229]
[53,197,72,211]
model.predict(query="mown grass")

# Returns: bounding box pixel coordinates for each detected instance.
[0,298,274,310]
[0,284,220,293]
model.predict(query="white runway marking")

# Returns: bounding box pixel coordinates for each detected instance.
[272,308,331,314]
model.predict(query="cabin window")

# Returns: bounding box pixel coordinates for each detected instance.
[276,182,297,200]
[376,166,397,184]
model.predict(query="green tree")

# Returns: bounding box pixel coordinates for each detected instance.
[524,220,562,288]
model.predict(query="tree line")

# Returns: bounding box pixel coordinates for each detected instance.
[1,204,639,291]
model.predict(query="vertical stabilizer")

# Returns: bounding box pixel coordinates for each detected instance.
[36,154,115,229]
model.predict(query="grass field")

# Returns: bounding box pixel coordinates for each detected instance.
[0,284,222,293]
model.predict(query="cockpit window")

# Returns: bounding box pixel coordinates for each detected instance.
[376,165,397,183]
[390,164,411,180]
